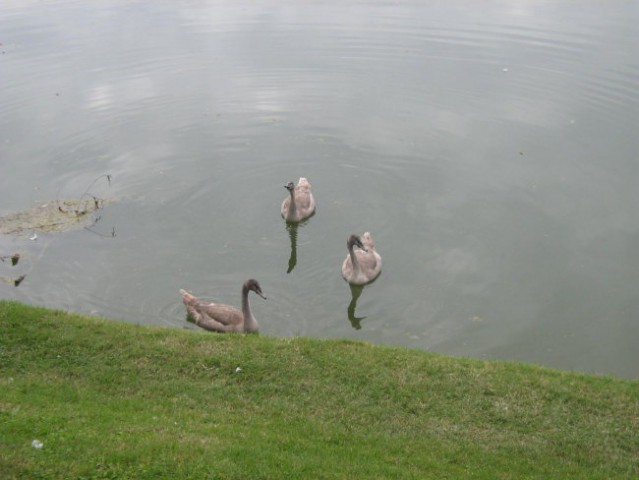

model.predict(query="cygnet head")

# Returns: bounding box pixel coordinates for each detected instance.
[284,181,295,193]
[245,279,267,299]
[347,234,367,252]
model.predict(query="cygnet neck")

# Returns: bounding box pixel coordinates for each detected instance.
[287,187,297,217]
[348,239,361,275]
[241,284,258,332]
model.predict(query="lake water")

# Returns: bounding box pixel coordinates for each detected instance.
[1,0,637,379]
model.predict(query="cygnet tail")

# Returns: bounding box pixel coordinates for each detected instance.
[179,288,197,305]
[297,177,311,189]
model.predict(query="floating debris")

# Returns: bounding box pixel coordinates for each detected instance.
[0,253,20,266]
[1,274,26,287]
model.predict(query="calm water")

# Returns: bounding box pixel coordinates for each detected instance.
[1,0,638,378]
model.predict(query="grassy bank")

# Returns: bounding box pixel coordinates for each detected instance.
[1,300,637,479]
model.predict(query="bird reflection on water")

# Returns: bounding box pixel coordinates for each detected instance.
[284,217,315,274]
[347,284,366,330]
[285,221,298,274]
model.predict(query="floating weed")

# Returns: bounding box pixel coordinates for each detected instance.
[0,173,115,236]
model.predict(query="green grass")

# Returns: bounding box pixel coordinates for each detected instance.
[1,300,637,479]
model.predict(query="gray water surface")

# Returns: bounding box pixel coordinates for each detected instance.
[1,0,638,378]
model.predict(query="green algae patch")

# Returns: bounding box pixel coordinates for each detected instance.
[0,197,113,235]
